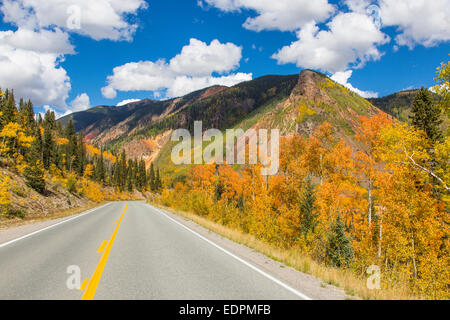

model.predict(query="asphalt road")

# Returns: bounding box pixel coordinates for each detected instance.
[0,201,311,300]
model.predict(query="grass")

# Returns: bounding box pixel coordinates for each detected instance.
[151,202,421,300]
[0,201,108,230]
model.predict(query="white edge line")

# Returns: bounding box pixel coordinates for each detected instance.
[0,202,113,248]
[148,204,313,301]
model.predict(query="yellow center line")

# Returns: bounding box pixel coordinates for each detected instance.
[79,278,89,291]
[97,240,108,253]
[81,203,128,300]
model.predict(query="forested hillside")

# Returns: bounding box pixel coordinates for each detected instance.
[0,89,162,219]
[156,62,449,299]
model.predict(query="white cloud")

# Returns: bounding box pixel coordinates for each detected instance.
[116,99,141,106]
[169,73,252,97]
[379,0,450,48]
[331,70,378,98]
[0,0,147,41]
[170,38,242,76]
[0,0,146,112]
[102,38,252,98]
[0,28,75,54]
[71,93,90,112]
[0,30,72,108]
[272,12,389,73]
[200,0,334,31]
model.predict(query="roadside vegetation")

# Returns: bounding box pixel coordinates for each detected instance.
[153,60,449,300]
[0,89,163,220]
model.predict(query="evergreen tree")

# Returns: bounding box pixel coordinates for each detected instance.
[119,150,127,190]
[76,133,86,176]
[44,110,56,130]
[42,128,55,170]
[138,159,147,190]
[410,87,443,143]
[64,119,78,172]
[132,159,139,187]
[24,130,46,194]
[94,150,105,183]
[299,178,318,240]
[149,163,156,191]
[24,100,36,132]
[37,114,43,127]
[127,162,134,192]
[326,215,354,268]
[155,168,162,191]
[0,89,17,128]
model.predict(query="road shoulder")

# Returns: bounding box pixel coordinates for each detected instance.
[0,202,110,246]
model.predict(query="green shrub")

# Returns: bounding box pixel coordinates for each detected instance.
[66,177,77,194]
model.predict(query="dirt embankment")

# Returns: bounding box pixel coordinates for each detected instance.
[1,167,93,229]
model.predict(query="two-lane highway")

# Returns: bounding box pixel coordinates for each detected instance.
[0,202,310,300]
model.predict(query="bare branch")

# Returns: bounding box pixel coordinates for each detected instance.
[399,148,449,192]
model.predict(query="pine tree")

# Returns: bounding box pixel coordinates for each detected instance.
[127,163,133,192]
[44,110,56,130]
[410,87,443,143]
[64,119,78,172]
[24,131,46,194]
[119,150,127,190]
[149,163,156,191]
[299,178,318,240]
[94,150,105,183]
[0,89,17,128]
[24,100,36,132]
[76,133,85,176]
[155,168,162,191]
[42,128,55,170]
[326,215,354,268]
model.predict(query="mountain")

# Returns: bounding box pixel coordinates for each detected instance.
[368,89,420,122]
[369,89,448,134]
[59,70,384,170]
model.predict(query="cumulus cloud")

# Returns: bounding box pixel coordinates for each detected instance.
[331,70,378,98]
[0,0,146,111]
[379,0,450,48]
[0,28,75,54]
[0,0,147,41]
[0,30,72,108]
[170,39,242,76]
[272,12,389,73]
[199,0,334,31]
[71,93,91,112]
[116,99,141,106]
[102,38,252,99]
[40,92,90,119]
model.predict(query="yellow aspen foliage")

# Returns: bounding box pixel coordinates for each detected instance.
[0,175,11,215]
[80,179,105,202]
[56,137,69,146]
[158,112,448,299]
[84,164,94,178]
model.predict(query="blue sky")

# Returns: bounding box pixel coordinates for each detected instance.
[0,0,449,117]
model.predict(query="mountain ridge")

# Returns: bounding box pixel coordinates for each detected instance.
[59,70,386,168]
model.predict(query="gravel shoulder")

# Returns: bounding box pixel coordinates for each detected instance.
[0,203,110,246]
